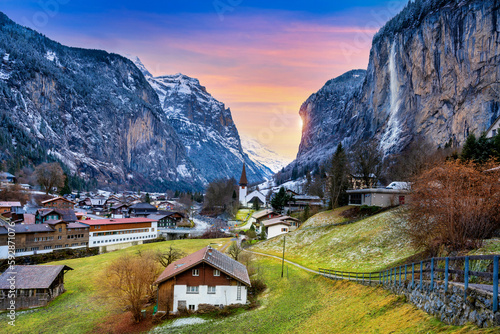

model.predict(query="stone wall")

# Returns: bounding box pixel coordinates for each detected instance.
[351,278,500,328]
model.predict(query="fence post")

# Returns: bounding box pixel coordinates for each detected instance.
[362,273,365,284]
[420,261,423,291]
[412,263,415,289]
[493,256,498,312]
[464,256,469,299]
[445,258,449,293]
[430,258,434,291]
[399,266,402,287]
[379,271,382,284]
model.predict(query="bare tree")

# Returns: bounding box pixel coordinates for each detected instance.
[203,178,238,215]
[154,245,186,268]
[100,252,163,323]
[328,143,349,208]
[350,141,383,188]
[406,160,500,254]
[227,241,242,261]
[0,184,29,204]
[35,162,65,195]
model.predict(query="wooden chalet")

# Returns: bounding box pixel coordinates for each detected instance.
[155,246,250,314]
[0,265,73,310]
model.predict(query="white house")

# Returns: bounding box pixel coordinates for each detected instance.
[155,246,250,313]
[346,188,410,207]
[262,217,292,239]
[486,115,500,138]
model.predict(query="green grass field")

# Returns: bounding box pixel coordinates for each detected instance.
[252,207,418,272]
[150,257,493,334]
[0,238,231,334]
[234,209,254,229]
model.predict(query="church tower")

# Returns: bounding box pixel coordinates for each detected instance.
[239,164,248,207]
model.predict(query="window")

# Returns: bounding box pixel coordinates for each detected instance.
[44,246,52,250]
[186,286,199,294]
[58,228,62,232]
[207,286,216,294]
[31,247,39,251]
[213,269,220,277]
[192,269,199,276]
[493,129,497,136]
[281,228,288,232]
[55,245,62,249]
[188,305,195,311]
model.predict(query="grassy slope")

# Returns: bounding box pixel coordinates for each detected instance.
[252,207,417,272]
[1,238,231,334]
[150,257,492,334]
[234,209,254,229]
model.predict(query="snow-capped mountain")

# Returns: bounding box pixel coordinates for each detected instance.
[240,134,290,174]
[128,56,271,184]
[0,12,203,191]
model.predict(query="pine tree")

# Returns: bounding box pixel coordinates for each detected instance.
[145,193,151,203]
[329,143,349,208]
[460,133,478,162]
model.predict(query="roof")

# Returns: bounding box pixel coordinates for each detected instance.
[78,217,156,226]
[262,216,293,227]
[0,224,53,234]
[129,203,157,210]
[239,164,248,186]
[293,195,322,201]
[0,265,73,289]
[346,188,410,194]
[38,208,77,222]
[41,197,75,205]
[386,182,411,190]
[252,209,278,219]
[155,246,251,286]
[0,201,21,207]
[67,222,88,229]
[147,214,170,221]
[0,172,15,178]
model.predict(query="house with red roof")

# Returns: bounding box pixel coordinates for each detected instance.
[79,217,158,251]
[155,246,250,313]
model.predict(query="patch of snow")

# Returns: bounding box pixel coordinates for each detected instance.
[45,51,57,62]
[3,53,9,61]
[240,134,290,174]
[176,164,191,178]
[0,69,10,80]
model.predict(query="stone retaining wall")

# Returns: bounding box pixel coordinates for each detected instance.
[352,278,500,328]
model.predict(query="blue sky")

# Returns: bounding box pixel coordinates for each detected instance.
[1,0,407,159]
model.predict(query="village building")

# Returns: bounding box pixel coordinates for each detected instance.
[238,164,267,208]
[128,203,157,217]
[348,173,378,190]
[149,211,187,228]
[0,221,89,258]
[155,246,250,314]
[157,201,176,211]
[346,188,410,207]
[261,216,298,239]
[0,265,72,310]
[0,201,22,214]
[0,172,15,184]
[41,197,75,210]
[250,209,280,229]
[486,115,500,138]
[79,217,158,252]
[35,208,78,224]
[110,203,130,218]
[285,194,324,212]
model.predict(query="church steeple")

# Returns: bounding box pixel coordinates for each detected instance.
[239,164,248,186]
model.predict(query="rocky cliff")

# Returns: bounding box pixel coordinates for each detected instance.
[130,58,273,183]
[293,0,500,172]
[0,12,201,190]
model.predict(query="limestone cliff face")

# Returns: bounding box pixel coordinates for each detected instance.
[0,12,201,190]
[293,0,500,172]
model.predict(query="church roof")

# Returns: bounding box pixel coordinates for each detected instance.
[239,164,248,186]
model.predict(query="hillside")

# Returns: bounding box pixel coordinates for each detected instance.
[252,207,418,272]
[151,257,491,334]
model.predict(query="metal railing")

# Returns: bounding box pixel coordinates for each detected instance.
[319,254,500,312]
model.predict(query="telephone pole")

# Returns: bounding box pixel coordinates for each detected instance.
[281,235,286,278]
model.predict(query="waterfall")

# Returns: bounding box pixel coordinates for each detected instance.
[380,42,402,153]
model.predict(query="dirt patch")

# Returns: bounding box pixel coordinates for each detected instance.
[94,310,156,334]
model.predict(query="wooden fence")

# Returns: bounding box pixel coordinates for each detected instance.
[319,254,500,312]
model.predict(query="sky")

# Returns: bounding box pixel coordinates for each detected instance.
[1,0,407,161]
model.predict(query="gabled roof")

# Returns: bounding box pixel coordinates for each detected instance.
[0,201,21,207]
[42,197,75,205]
[0,172,15,178]
[0,265,73,289]
[78,217,156,226]
[239,164,248,186]
[155,246,251,286]
[129,202,157,210]
[262,216,294,227]
[38,208,77,222]
[252,209,278,220]
[0,224,54,234]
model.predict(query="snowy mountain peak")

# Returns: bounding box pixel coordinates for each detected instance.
[123,54,153,78]
[240,135,290,174]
